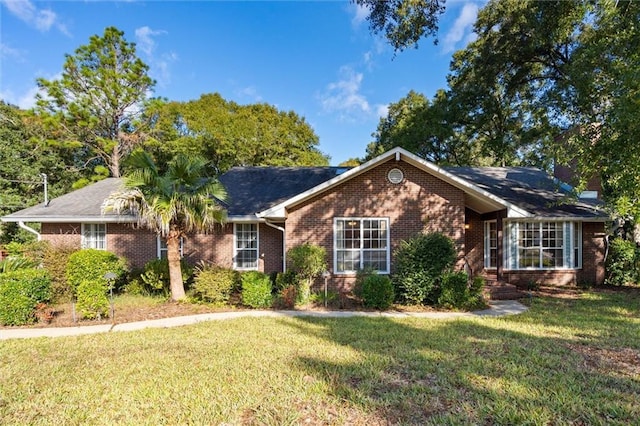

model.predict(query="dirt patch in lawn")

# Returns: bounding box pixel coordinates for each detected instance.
[568,343,640,377]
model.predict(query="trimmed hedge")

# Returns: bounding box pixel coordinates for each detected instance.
[392,232,456,305]
[361,274,394,310]
[241,271,273,308]
[66,249,128,297]
[0,269,51,325]
[77,279,110,320]
[192,265,238,305]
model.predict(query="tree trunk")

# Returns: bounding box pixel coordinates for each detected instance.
[166,233,185,301]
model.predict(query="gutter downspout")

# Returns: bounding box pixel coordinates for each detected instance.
[264,220,286,272]
[18,221,41,241]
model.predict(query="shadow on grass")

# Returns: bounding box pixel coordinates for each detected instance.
[284,292,640,424]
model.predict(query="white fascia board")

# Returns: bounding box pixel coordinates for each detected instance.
[1,215,136,223]
[227,215,265,223]
[259,146,532,219]
[258,149,401,218]
[505,216,609,223]
[397,149,532,218]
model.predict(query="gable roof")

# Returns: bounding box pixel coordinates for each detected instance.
[1,178,133,223]
[446,166,606,219]
[258,147,533,219]
[218,166,348,217]
[2,147,607,224]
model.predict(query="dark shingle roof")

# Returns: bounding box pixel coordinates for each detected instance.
[219,166,348,216]
[446,166,606,219]
[2,178,127,221]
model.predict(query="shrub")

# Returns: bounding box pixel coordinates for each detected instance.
[192,265,238,305]
[0,256,38,273]
[274,270,299,293]
[361,274,394,310]
[287,244,327,303]
[0,269,51,325]
[437,273,486,310]
[241,271,273,308]
[353,267,376,300]
[437,271,470,309]
[76,279,109,320]
[392,232,456,305]
[42,244,77,302]
[605,238,637,286]
[136,258,194,298]
[276,285,297,309]
[66,249,128,297]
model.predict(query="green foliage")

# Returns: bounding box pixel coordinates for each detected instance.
[192,264,238,305]
[274,270,299,293]
[355,0,445,51]
[103,151,227,301]
[286,244,327,303]
[308,290,339,307]
[437,272,478,310]
[360,274,395,310]
[605,238,638,286]
[36,26,154,178]
[66,249,128,297]
[42,244,77,302]
[76,279,109,320]
[0,102,79,243]
[0,268,51,325]
[0,256,37,273]
[275,285,298,309]
[392,232,456,305]
[241,271,273,309]
[142,93,329,175]
[137,258,194,298]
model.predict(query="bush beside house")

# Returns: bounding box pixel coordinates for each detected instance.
[0,269,52,325]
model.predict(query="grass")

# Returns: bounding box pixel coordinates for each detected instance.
[1,290,639,425]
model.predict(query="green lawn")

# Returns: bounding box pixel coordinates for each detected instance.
[1,290,638,425]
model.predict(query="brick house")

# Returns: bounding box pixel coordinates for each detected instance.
[2,147,608,289]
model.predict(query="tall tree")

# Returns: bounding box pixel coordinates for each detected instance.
[36,27,155,178]
[103,152,227,300]
[143,94,329,174]
[0,102,80,242]
[354,0,446,51]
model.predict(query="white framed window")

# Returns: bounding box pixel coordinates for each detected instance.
[234,223,259,270]
[504,221,582,270]
[334,218,390,274]
[484,220,498,269]
[81,223,106,250]
[157,236,184,259]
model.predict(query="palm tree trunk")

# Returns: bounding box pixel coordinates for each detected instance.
[166,233,186,301]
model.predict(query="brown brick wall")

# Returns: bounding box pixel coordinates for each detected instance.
[40,221,282,273]
[500,221,606,287]
[464,209,485,276]
[286,159,466,291]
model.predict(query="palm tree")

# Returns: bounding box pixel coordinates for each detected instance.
[103,151,227,300]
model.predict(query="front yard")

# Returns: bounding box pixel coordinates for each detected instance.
[1,289,638,425]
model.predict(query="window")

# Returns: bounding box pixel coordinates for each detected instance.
[157,236,184,259]
[505,221,581,270]
[234,223,258,270]
[484,221,497,268]
[334,218,389,273]
[81,223,106,250]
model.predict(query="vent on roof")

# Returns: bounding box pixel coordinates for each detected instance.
[387,168,404,184]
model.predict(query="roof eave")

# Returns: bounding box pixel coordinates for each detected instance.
[1,215,137,223]
[259,147,532,218]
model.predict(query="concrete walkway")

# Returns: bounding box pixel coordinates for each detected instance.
[0,300,527,340]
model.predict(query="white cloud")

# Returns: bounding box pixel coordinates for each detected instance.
[0,42,24,60]
[134,26,175,87]
[135,26,166,56]
[351,3,369,27]
[442,3,479,53]
[0,85,41,109]
[0,0,68,35]
[320,66,371,119]
[236,86,263,102]
[376,104,389,118]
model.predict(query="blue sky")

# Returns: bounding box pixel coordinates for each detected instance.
[0,0,481,165]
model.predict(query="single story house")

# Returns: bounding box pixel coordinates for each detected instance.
[2,147,608,289]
